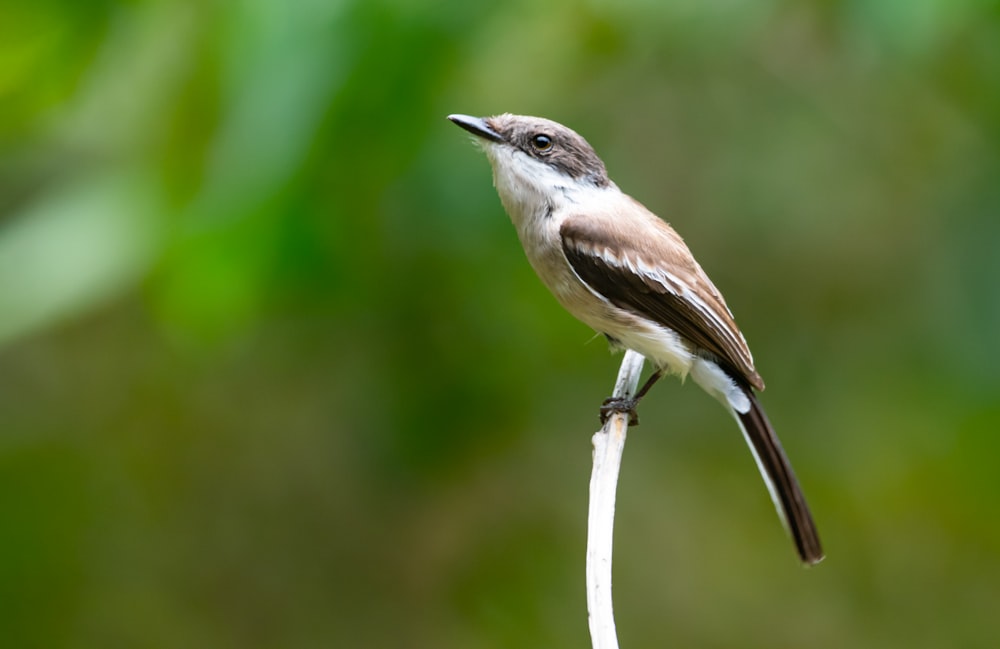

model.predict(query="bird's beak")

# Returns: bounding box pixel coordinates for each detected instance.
[448,114,503,143]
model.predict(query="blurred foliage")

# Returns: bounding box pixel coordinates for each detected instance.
[1,0,999,647]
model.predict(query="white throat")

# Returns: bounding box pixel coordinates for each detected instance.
[483,144,606,230]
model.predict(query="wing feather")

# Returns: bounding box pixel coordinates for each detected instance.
[560,214,764,391]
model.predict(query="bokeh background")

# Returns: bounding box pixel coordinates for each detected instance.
[2,0,999,647]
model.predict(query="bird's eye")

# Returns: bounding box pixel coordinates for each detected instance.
[531,134,553,151]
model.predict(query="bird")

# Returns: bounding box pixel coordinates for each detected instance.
[448,112,823,565]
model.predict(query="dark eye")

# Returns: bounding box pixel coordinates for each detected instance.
[531,134,553,151]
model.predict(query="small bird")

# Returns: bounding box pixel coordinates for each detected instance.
[449,113,823,565]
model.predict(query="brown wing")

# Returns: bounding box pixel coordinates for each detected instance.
[560,214,764,391]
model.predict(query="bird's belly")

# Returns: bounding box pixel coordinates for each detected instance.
[518,223,696,379]
[547,273,696,379]
[593,309,696,380]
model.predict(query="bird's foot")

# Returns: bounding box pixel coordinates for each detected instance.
[600,396,639,427]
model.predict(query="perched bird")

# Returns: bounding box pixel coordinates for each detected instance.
[449,113,823,565]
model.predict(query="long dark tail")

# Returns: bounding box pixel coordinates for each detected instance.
[733,387,824,565]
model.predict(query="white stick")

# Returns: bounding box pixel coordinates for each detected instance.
[587,349,646,649]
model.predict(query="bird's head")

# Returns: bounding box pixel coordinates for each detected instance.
[449,114,611,213]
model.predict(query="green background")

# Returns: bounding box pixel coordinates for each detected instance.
[2,0,999,646]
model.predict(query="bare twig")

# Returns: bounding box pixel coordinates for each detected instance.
[587,349,646,649]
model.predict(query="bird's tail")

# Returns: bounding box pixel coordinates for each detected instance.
[731,387,824,565]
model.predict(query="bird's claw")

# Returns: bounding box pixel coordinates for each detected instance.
[600,396,639,427]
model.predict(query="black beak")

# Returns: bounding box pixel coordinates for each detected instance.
[448,114,503,143]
